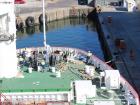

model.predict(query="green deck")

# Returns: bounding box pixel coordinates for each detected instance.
[0,61,128,105]
[0,63,84,93]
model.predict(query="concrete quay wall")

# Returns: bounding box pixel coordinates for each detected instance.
[16,6,94,27]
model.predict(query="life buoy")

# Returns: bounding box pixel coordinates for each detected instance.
[39,14,47,25]
[25,16,35,27]
[16,16,24,30]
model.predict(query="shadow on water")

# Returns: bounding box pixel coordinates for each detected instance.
[39,24,48,32]
[16,17,104,60]
[16,18,89,37]
[26,26,35,35]
[115,7,127,11]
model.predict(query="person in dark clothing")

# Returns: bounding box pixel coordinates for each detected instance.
[49,54,56,67]
[63,54,68,62]
[32,51,38,70]
[86,51,92,65]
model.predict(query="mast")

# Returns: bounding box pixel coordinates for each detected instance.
[42,0,47,47]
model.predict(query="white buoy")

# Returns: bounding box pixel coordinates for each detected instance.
[85,65,90,74]
[52,67,56,73]
[28,67,33,73]
[85,65,95,76]
[56,71,61,78]
[88,66,95,76]
[38,66,42,72]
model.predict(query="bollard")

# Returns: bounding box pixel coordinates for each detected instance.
[108,16,112,23]
[130,49,135,60]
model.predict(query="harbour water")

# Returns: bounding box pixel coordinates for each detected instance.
[16,18,104,60]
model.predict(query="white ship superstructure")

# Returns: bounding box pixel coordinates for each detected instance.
[0,0,18,78]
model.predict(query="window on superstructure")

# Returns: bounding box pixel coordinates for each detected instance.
[0,13,9,34]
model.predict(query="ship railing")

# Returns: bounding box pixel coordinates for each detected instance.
[17,46,140,105]
[0,93,12,105]
[51,47,140,105]
[86,98,128,105]
[1,95,69,105]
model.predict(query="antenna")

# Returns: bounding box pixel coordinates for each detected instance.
[42,0,47,47]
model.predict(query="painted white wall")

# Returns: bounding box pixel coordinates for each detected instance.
[3,91,70,102]
[75,80,96,104]
[105,70,120,89]
[0,0,18,78]
[94,101,115,105]
[123,0,127,7]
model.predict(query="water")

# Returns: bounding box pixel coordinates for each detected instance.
[16,18,104,60]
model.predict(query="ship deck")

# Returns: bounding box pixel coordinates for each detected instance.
[0,46,135,105]
[0,61,126,105]
[0,62,85,92]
